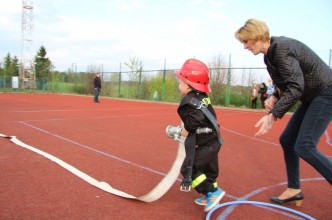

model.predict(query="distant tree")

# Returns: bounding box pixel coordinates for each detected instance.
[34,46,53,79]
[124,57,144,98]
[2,53,19,77]
[11,56,19,76]
[208,55,228,105]
[150,70,180,102]
[124,56,144,81]
[3,53,11,78]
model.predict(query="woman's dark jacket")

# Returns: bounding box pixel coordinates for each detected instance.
[264,36,332,119]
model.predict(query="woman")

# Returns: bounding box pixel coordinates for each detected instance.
[235,18,332,206]
[251,83,258,109]
[259,82,268,111]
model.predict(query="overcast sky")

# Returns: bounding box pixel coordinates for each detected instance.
[1,0,332,72]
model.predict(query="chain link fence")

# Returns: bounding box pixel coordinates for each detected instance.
[1,50,331,109]
[0,66,270,109]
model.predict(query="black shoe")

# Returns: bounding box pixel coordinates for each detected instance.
[270,192,304,207]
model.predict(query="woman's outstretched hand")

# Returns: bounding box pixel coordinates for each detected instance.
[255,113,275,136]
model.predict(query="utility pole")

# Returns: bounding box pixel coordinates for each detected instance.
[20,0,35,89]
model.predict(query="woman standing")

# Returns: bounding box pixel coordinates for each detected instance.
[235,18,332,206]
[251,83,258,109]
[259,82,268,111]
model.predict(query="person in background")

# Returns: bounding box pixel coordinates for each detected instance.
[235,18,332,206]
[94,73,102,103]
[259,82,268,111]
[153,90,158,102]
[176,58,225,212]
[266,78,275,98]
[251,83,258,109]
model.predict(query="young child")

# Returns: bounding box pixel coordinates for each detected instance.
[175,58,225,212]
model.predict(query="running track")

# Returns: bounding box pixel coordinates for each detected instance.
[0,93,331,220]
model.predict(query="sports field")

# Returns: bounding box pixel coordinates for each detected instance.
[0,93,331,220]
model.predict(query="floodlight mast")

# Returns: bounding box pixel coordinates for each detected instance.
[20,0,35,89]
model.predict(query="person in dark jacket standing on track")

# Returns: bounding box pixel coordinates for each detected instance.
[259,82,268,111]
[235,18,332,206]
[94,73,102,103]
[175,58,225,212]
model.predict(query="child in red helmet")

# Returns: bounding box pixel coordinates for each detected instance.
[176,58,225,212]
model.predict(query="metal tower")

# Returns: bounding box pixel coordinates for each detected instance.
[20,0,35,89]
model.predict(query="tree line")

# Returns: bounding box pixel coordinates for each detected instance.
[0,46,53,80]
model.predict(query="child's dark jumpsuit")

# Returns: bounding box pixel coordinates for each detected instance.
[177,90,222,195]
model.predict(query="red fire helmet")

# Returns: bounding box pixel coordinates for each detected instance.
[176,58,211,93]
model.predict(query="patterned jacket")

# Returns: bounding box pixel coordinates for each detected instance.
[264,36,332,118]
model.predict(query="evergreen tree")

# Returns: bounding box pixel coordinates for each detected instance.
[3,53,11,74]
[10,56,19,76]
[2,53,19,77]
[34,46,52,79]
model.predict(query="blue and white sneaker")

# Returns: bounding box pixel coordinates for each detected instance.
[204,188,226,212]
[194,195,207,206]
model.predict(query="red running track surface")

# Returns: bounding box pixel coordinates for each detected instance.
[0,93,331,220]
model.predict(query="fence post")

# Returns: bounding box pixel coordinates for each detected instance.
[4,64,6,90]
[72,63,77,91]
[247,69,252,107]
[118,63,122,97]
[225,54,231,106]
[138,70,142,98]
[101,64,103,96]
[51,67,54,93]
[162,59,166,101]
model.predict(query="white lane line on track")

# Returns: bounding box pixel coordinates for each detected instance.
[221,126,280,146]
[2,112,174,124]
[19,121,169,177]
[0,106,176,113]
[218,178,324,220]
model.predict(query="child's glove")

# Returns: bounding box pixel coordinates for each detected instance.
[180,176,192,192]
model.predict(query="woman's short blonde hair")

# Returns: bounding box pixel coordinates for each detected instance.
[235,18,270,43]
